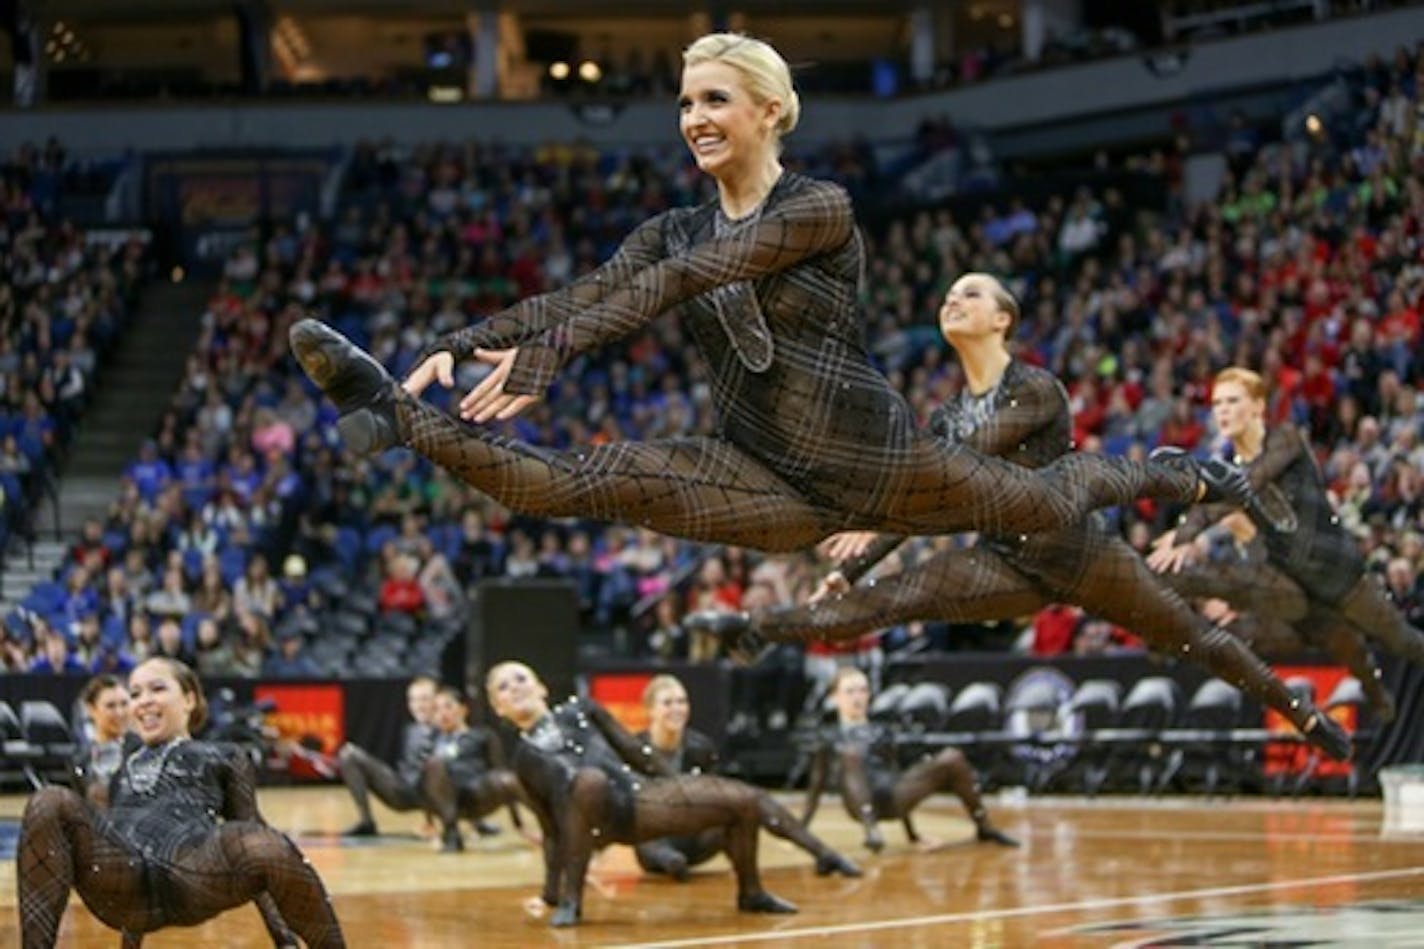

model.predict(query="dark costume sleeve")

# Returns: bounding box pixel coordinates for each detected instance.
[586,701,676,778]
[681,729,721,775]
[420,216,668,360]
[504,180,856,394]
[1174,426,1309,542]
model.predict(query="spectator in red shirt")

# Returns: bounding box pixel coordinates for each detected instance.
[379,553,426,616]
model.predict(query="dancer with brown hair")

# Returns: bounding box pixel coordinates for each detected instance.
[71,674,132,808]
[486,661,858,927]
[336,673,438,837]
[419,685,528,852]
[290,33,1259,558]
[631,674,859,881]
[16,658,343,948]
[686,274,1349,759]
[803,667,1018,853]
[1148,366,1424,719]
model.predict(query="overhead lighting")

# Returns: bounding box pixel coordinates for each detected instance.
[428,85,463,103]
[998,13,1015,29]
[578,60,601,83]
[1305,114,1323,135]
[549,61,570,80]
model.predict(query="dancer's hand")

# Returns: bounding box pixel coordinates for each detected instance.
[1200,597,1238,625]
[1220,510,1256,543]
[403,351,456,397]
[820,530,877,561]
[1146,541,1196,574]
[809,571,849,604]
[460,347,541,422]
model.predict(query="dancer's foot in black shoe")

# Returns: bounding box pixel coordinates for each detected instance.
[1150,447,1290,532]
[1301,709,1352,762]
[682,610,775,666]
[290,319,401,455]
[738,891,798,914]
[815,851,862,877]
[343,819,378,837]
[439,826,465,853]
[976,824,1020,848]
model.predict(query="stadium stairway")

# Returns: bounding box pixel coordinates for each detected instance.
[0,279,212,617]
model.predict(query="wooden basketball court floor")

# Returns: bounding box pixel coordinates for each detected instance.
[3,788,1423,946]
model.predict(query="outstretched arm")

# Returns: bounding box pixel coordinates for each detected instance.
[586,701,676,777]
[503,181,854,396]
[418,216,668,361]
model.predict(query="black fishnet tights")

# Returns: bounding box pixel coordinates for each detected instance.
[419,762,527,834]
[337,745,421,825]
[17,787,343,948]
[396,395,1197,553]
[549,771,786,921]
[753,532,1320,733]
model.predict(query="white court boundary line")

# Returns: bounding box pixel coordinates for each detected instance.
[608,865,1424,948]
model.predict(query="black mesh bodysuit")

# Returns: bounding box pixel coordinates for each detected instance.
[336,721,435,829]
[801,720,1010,850]
[18,739,343,948]
[420,725,526,843]
[509,697,810,926]
[628,726,851,879]
[1170,425,1424,668]
[1159,539,1395,717]
[743,360,1328,738]
[394,172,1207,552]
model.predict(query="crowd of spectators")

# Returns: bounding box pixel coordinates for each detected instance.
[0,139,147,566]
[5,43,1423,703]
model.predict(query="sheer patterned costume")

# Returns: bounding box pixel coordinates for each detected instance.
[336,720,435,830]
[736,360,1330,739]
[71,734,135,809]
[390,172,1208,552]
[510,696,825,925]
[801,720,1014,850]
[18,739,342,948]
[419,725,527,845]
[1170,424,1424,669]
[628,726,853,880]
[1158,423,1424,717]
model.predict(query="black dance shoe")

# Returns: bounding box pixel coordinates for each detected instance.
[976,825,1021,848]
[343,819,378,837]
[738,891,798,914]
[473,820,501,838]
[815,851,863,877]
[1303,710,1352,762]
[1149,447,1291,532]
[289,319,400,455]
[439,826,465,853]
[682,610,774,666]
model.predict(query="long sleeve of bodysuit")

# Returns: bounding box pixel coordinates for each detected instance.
[1174,426,1309,543]
[421,217,668,360]
[588,702,676,778]
[503,180,855,395]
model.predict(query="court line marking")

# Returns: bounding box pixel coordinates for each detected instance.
[607,865,1424,948]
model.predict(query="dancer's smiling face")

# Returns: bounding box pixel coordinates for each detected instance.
[87,684,131,743]
[128,660,196,746]
[679,61,780,183]
[940,274,1013,343]
[647,680,690,736]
